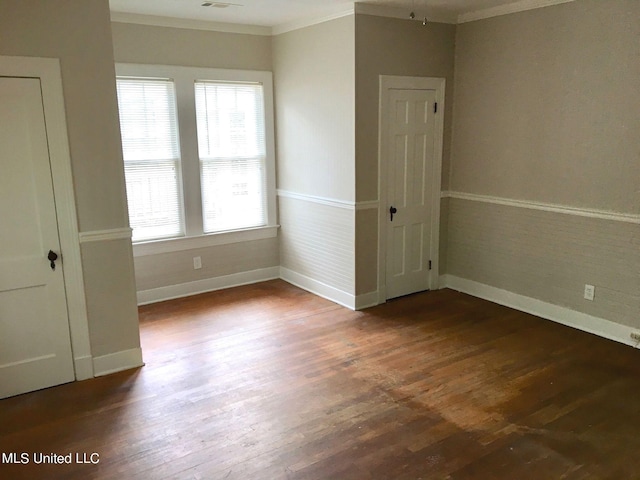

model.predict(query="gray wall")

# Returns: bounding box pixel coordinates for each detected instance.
[448,0,640,327]
[354,14,456,295]
[0,0,140,358]
[111,22,279,295]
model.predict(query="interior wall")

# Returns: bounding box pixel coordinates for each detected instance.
[273,15,357,301]
[0,1,140,360]
[354,14,456,295]
[448,0,640,328]
[110,22,279,299]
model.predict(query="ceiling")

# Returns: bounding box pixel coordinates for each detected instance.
[109,0,571,29]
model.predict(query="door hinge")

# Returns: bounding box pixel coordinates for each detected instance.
[434,102,438,114]
[428,260,432,270]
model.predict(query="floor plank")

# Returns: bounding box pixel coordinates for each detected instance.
[1,280,639,479]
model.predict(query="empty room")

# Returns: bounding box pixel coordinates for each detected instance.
[0,0,638,478]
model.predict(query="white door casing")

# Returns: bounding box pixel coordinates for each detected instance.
[0,55,93,387]
[378,76,445,302]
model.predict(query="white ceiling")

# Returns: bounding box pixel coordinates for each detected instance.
[108,0,573,29]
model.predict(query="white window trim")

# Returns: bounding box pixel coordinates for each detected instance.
[115,63,278,257]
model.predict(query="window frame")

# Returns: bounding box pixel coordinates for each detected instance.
[116,63,278,257]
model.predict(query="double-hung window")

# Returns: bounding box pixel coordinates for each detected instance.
[115,64,276,253]
[116,78,183,242]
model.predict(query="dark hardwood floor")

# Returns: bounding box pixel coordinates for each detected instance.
[1,280,639,479]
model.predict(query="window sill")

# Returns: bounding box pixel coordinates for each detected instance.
[132,225,279,258]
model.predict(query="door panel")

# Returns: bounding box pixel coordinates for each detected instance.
[385,88,436,299]
[0,77,74,399]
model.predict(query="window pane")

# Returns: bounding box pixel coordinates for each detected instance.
[116,78,183,241]
[195,81,267,233]
[124,160,183,242]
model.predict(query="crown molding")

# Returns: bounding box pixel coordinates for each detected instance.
[458,0,576,23]
[354,3,457,24]
[272,6,355,35]
[109,11,272,36]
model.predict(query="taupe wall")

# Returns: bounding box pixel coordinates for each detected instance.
[354,14,456,294]
[110,22,278,296]
[0,0,140,358]
[273,16,356,201]
[448,0,640,326]
[273,16,356,297]
[111,22,272,71]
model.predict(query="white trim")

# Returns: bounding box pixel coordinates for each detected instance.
[277,189,355,210]
[272,6,354,36]
[280,267,356,310]
[378,75,445,301]
[277,190,379,212]
[79,227,133,243]
[354,3,457,24]
[73,356,94,381]
[458,0,576,23]
[132,225,278,257]
[0,56,93,381]
[355,291,380,310]
[137,266,279,305]
[442,275,639,348]
[110,12,271,36]
[355,200,379,211]
[93,348,144,377]
[443,191,640,225]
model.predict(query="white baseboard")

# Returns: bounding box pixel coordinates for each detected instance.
[137,266,280,305]
[93,347,144,377]
[74,355,94,380]
[442,274,638,348]
[280,267,356,310]
[355,291,380,310]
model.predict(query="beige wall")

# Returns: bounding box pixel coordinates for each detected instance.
[273,16,356,201]
[0,0,140,358]
[111,22,272,71]
[110,22,279,295]
[354,14,456,294]
[448,0,640,327]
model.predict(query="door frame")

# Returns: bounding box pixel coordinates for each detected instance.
[377,75,445,303]
[0,55,93,380]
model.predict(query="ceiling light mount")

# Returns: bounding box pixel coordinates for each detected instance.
[201,2,243,8]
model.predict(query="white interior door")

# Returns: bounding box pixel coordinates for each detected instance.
[0,76,75,399]
[382,81,442,300]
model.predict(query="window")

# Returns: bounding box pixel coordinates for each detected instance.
[195,81,266,233]
[115,64,276,254]
[116,78,183,242]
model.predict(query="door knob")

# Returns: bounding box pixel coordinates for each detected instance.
[389,206,397,221]
[48,250,58,270]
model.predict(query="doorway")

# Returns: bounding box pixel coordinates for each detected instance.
[378,76,445,301]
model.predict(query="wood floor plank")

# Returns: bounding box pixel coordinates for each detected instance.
[1,280,639,479]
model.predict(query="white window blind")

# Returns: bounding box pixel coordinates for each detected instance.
[116,78,183,242]
[195,81,267,233]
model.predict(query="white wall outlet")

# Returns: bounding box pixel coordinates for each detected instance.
[583,284,595,301]
[193,256,202,270]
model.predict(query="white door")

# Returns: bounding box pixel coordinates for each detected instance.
[381,80,443,300]
[0,76,75,399]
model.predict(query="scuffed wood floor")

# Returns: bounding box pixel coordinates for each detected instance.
[1,279,640,479]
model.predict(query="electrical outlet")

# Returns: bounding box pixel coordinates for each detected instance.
[583,284,595,301]
[630,333,640,342]
[193,256,202,270]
